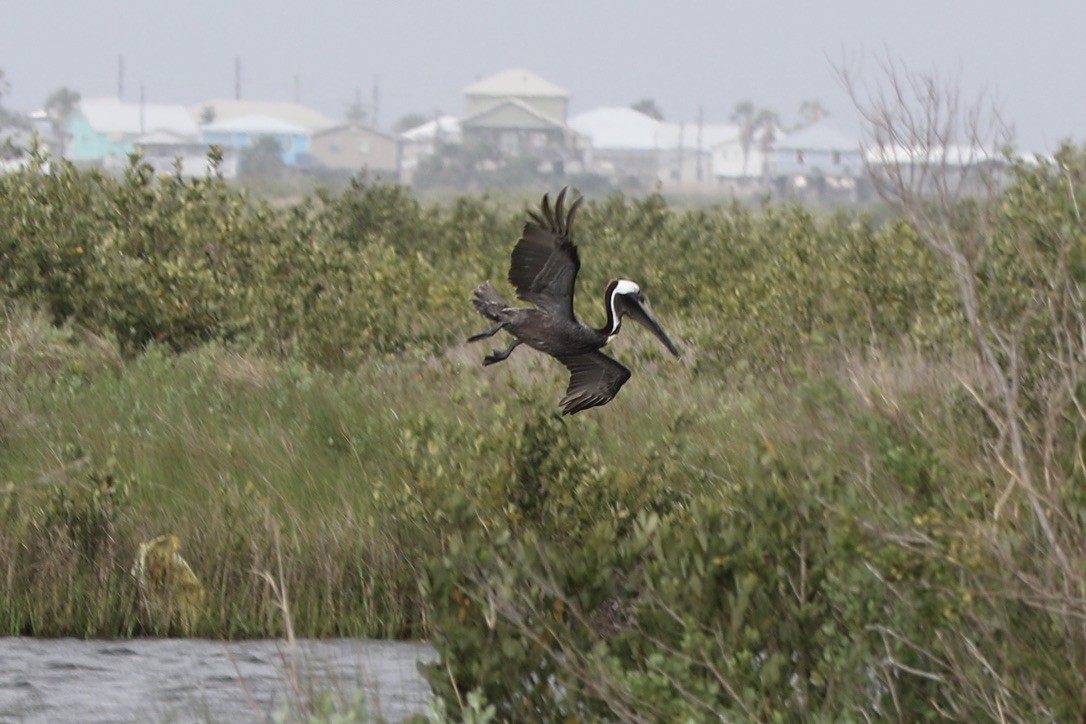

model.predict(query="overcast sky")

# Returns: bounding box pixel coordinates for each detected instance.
[2,1,1083,152]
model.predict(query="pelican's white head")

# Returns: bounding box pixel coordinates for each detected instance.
[603,279,681,357]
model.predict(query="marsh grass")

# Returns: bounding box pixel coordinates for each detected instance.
[0,290,844,641]
[0,295,990,641]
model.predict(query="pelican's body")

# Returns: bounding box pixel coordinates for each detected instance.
[469,188,680,414]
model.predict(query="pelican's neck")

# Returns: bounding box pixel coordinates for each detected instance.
[598,279,639,341]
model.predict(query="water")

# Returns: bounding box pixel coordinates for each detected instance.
[0,637,438,723]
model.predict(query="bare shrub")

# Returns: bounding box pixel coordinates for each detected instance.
[841,52,1086,717]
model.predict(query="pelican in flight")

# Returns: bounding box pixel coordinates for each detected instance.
[468,187,680,414]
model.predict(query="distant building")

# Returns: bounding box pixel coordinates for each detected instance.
[655,121,740,190]
[200,115,310,165]
[399,116,461,184]
[189,100,336,134]
[710,137,771,192]
[309,123,400,177]
[67,99,199,166]
[134,130,239,178]
[570,106,743,191]
[771,123,864,201]
[863,142,1007,198]
[569,107,664,188]
[1,128,40,173]
[460,68,579,168]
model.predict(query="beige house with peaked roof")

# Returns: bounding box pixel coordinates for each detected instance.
[460,68,580,167]
[463,68,570,123]
[310,123,400,177]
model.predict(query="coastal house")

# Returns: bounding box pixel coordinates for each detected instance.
[863,141,1008,198]
[771,122,864,201]
[399,115,461,184]
[309,123,400,177]
[67,99,199,166]
[570,106,743,191]
[200,115,310,165]
[460,68,579,169]
[568,107,664,188]
[655,121,741,190]
[1,128,40,173]
[134,130,239,178]
[189,99,336,134]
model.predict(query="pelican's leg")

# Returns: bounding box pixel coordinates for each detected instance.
[467,321,508,343]
[483,339,521,366]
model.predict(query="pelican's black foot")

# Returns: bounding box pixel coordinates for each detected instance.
[468,322,507,343]
[482,339,521,366]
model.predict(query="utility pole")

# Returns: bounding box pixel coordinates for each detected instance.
[696,105,704,182]
[117,54,125,100]
[676,123,685,187]
[234,56,242,100]
[371,76,380,128]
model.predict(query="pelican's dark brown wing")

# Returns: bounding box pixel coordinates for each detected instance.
[556,351,632,415]
[508,187,584,321]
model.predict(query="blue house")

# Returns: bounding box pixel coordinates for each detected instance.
[200,115,310,165]
[67,100,199,165]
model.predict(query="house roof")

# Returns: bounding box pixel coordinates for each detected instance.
[864,143,1001,167]
[313,122,396,142]
[202,114,307,135]
[78,100,199,137]
[776,123,860,152]
[401,115,461,142]
[463,68,569,98]
[569,107,663,150]
[570,107,739,152]
[460,97,567,129]
[655,122,740,151]
[191,100,336,132]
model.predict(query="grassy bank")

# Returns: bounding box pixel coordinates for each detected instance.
[3,150,1086,718]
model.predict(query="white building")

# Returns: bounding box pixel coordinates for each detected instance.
[570,106,744,191]
[399,115,461,184]
[771,122,863,200]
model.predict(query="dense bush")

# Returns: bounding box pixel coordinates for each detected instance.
[0,152,961,376]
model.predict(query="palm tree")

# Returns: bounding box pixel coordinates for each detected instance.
[630,98,664,121]
[731,100,756,177]
[731,101,778,180]
[0,68,22,129]
[43,87,80,157]
[798,99,829,127]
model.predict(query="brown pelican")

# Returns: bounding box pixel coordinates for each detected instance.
[468,187,681,414]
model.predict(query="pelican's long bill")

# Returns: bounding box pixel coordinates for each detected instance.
[619,294,681,358]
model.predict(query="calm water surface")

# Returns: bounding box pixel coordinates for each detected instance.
[0,637,437,723]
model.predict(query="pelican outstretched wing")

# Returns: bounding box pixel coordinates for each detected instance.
[556,351,632,415]
[508,187,584,321]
